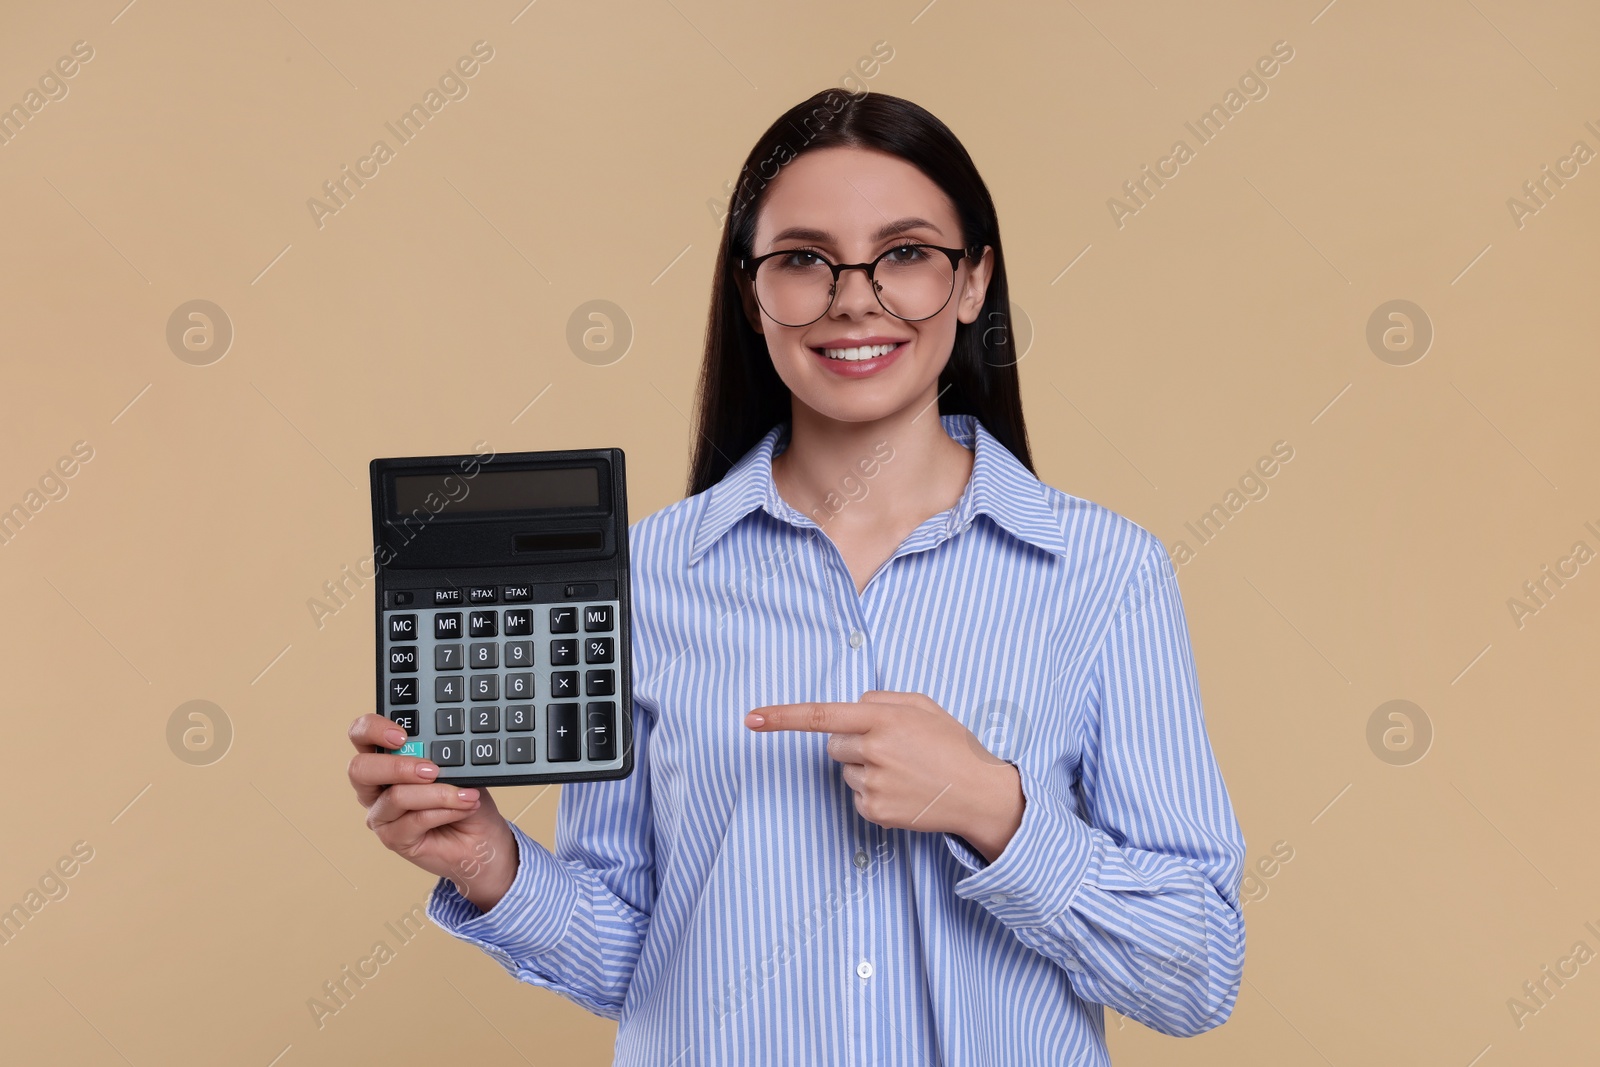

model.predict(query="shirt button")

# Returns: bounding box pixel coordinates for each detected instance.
[853,848,870,869]
[990,893,1008,904]
[1061,957,1083,973]
[848,630,864,649]
[856,960,874,979]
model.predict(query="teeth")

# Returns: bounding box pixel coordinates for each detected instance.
[821,343,898,361]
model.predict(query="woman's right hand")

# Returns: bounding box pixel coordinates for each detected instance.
[347,713,519,912]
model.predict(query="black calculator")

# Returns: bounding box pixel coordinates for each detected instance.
[369,446,634,786]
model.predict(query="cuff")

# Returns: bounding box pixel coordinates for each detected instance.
[948,760,1101,929]
[942,831,987,873]
[426,821,579,962]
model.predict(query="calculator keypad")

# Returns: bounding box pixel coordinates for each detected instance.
[383,596,624,778]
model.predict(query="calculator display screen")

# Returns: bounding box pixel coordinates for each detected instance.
[392,467,600,514]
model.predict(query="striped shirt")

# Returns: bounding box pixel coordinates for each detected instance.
[428,412,1246,1065]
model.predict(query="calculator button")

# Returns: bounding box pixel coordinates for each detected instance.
[467,586,498,604]
[434,589,463,606]
[388,614,418,641]
[470,738,501,765]
[585,670,615,697]
[583,605,614,632]
[503,609,533,636]
[470,706,500,733]
[502,584,532,602]
[435,613,463,639]
[506,704,534,732]
[436,708,464,734]
[431,739,465,766]
[470,674,500,701]
[504,641,533,668]
[506,736,535,763]
[469,642,499,668]
[391,591,414,607]
[388,679,418,705]
[435,676,465,703]
[584,637,614,664]
[505,673,534,700]
[586,702,616,761]
[388,709,419,736]
[547,703,581,762]
[549,606,578,633]
[468,611,499,638]
[549,639,578,666]
[394,740,424,757]
[389,647,418,672]
[565,583,599,598]
[550,671,577,698]
[434,644,463,671]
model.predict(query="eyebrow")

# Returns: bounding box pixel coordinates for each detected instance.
[766,216,946,248]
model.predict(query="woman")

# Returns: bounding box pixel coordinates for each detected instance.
[347,89,1246,1065]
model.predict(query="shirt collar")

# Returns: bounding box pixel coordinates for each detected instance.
[687,412,1069,566]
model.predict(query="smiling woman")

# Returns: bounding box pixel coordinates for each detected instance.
[349,89,1246,1067]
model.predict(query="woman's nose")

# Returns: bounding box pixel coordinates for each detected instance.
[829,265,881,317]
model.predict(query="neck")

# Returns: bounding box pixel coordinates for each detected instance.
[772,397,974,532]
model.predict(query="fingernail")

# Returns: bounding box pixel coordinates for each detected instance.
[417,764,438,780]
[746,713,764,728]
[457,789,478,802]
[383,728,405,746]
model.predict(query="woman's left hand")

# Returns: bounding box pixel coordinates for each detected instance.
[746,690,1025,864]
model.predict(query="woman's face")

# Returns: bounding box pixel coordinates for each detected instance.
[741,145,993,426]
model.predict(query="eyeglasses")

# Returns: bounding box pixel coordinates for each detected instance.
[740,243,982,328]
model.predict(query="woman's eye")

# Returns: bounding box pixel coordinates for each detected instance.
[778,250,824,269]
[885,244,927,263]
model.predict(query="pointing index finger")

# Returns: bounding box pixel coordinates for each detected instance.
[746,702,875,734]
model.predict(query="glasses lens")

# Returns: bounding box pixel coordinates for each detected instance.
[753,251,835,326]
[874,246,957,321]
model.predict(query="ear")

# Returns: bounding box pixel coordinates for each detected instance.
[734,271,765,336]
[954,246,994,325]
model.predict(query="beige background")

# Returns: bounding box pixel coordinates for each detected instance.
[2,0,1596,1063]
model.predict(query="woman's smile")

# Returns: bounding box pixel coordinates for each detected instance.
[809,337,909,376]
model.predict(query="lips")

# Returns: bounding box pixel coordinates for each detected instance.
[808,340,907,377]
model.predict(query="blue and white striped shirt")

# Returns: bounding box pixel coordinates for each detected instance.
[428,412,1246,1065]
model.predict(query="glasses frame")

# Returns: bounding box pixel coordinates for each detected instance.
[739,243,984,327]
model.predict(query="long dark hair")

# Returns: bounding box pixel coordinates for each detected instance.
[686,88,1033,497]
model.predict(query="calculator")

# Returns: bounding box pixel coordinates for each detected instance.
[368,447,634,786]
